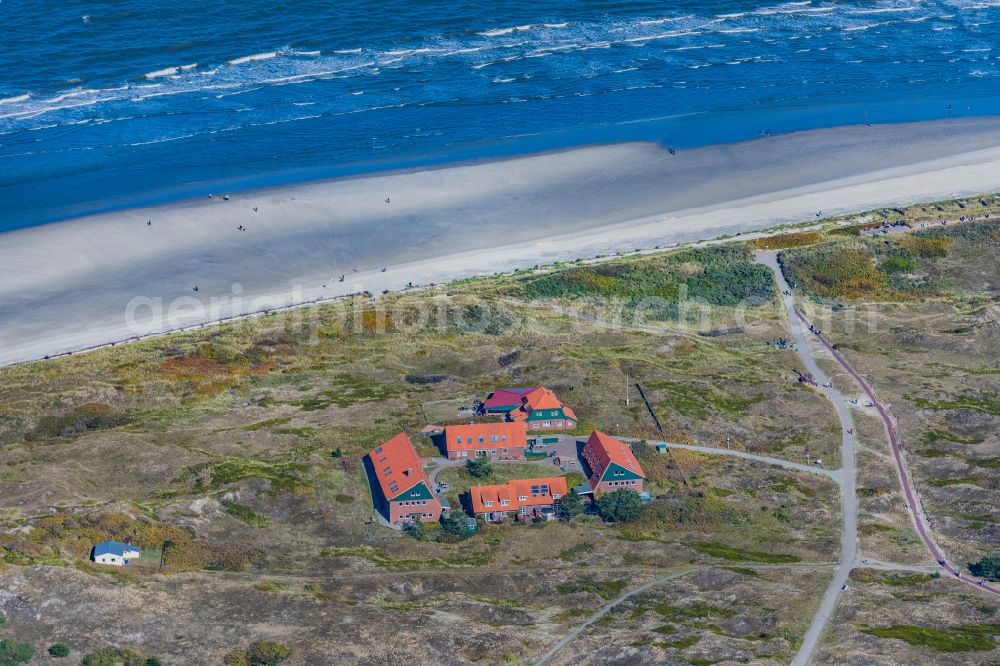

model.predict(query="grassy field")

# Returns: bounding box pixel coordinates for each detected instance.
[785,214,1000,572]
[815,568,1000,663]
[1,194,999,663]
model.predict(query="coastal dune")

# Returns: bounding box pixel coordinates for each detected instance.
[4,117,1000,365]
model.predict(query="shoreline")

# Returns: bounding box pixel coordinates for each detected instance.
[5,116,1000,367]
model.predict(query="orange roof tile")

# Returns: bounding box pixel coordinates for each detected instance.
[470,477,568,514]
[368,433,431,501]
[445,422,527,452]
[585,430,646,480]
[506,386,577,422]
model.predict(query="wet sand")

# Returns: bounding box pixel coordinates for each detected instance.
[3,116,1000,366]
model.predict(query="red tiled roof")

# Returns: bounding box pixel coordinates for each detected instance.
[584,430,646,480]
[483,388,535,409]
[368,433,431,501]
[445,422,527,452]
[470,477,568,514]
[512,386,577,421]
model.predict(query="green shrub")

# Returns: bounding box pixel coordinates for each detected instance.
[518,245,774,309]
[686,541,801,563]
[440,512,473,540]
[782,245,889,300]
[224,640,292,666]
[556,577,627,600]
[752,232,822,250]
[220,499,272,528]
[597,488,644,523]
[901,234,953,258]
[635,492,751,529]
[79,647,146,666]
[48,643,70,658]
[558,490,584,520]
[970,556,1000,581]
[0,639,35,664]
[880,251,918,273]
[466,456,493,478]
[859,624,1000,652]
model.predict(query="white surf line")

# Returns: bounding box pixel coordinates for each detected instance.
[756,250,858,666]
[534,567,698,666]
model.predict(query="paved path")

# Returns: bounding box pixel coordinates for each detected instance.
[758,250,1000,665]
[756,251,858,666]
[621,438,843,485]
[789,281,1000,599]
[533,567,698,666]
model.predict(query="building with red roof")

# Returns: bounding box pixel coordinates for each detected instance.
[444,422,526,460]
[469,477,568,521]
[482,388,535,414]
[581,430,646,494]
[366,433,443,526]
[484,386,577,431]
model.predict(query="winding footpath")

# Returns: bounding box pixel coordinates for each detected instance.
[757,250,1000,666]
[534,567,699,666]
[784,277,1000,599]
[756,252,858,666]
[622,439,844,485]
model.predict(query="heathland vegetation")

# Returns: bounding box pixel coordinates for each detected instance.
[0,193,999,662]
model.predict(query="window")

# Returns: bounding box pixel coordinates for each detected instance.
[491,435,498,442]
[531,484,540,495]
[484,501,493,507]
[501,434,507,442]
[553,494,562,500]
[500,500,510,506]
[501,448,508,455]
[467,436,473,444]
[456,436,461,443]
[543,421,552,428]
[541,484,549,495]
[518,495,528,501]
[374,446,383,454]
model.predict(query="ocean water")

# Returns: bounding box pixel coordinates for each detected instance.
[2,0,1000,230]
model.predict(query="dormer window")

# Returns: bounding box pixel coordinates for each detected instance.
[484,501,494,507]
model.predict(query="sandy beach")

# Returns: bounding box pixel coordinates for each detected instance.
[4,116,1000,366]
